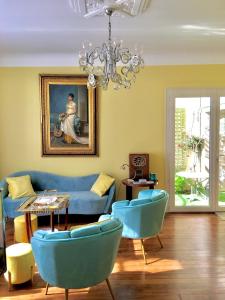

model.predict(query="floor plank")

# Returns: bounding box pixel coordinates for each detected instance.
[1,213,225,299]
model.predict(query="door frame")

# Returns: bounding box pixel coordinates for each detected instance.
[166,88,225,212]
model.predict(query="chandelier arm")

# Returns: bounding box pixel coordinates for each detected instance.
[108,12,112,42]
[114,44,122,62]
[88,47,101,61]
[99,43,108,62]
[119,47,132,55]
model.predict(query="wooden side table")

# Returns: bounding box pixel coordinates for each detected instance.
[122,179,157,200]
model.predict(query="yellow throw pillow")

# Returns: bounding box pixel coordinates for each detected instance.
[91,173,115,197]
[6,175,36,200]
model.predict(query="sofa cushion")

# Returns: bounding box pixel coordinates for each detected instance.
[71,225,101,238]
[91,173,115,197]
[67,191,109,215]
[129,198,151,206]
[3,190,110,218]
[3,196,30,218]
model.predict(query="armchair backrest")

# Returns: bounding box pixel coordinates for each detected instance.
[112,190,168,239]
[31,219,123,289]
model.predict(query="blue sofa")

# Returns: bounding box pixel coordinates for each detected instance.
[0,171,116,218]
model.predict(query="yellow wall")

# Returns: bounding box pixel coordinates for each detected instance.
[1,65,225,198]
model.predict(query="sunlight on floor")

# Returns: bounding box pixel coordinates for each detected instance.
[149,259,183,273]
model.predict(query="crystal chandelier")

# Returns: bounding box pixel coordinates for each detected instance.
[78,7,144,90]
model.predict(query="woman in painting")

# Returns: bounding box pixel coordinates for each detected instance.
[60,93,87,144]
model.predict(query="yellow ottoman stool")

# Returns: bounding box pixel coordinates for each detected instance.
[5,243,35,290]
[14,214,38,243]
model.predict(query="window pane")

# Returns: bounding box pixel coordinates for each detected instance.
[218,97,225,207]
[175,97,210,207]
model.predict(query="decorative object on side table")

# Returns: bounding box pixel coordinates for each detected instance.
[129,153,149,181]
[40,74,97,156]
[0,188,6,275]
[149,172,158,182]
[17,194,70,242]
[120,153,156,199]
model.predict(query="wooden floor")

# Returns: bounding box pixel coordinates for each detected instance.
[1,213,225,300]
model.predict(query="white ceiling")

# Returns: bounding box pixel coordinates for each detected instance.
[1,0,225,66]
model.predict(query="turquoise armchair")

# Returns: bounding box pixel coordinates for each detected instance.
[31,218,123,300]
[99,189,168,264]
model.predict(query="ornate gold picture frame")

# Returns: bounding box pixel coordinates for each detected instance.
[40,74,97,156]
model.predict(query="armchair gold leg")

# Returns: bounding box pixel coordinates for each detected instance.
[106,278,115,300]
[45,283,49,295]
[157,234,163,248]
[141,239,147,265]
[65,288,69,300]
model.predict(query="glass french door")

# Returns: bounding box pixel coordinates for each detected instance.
[218,96,225,209]
[166,89,225,212]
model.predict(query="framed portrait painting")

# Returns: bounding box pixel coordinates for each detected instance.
[40,74,97,155]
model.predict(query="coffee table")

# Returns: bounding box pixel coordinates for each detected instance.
[17,194,70,242]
